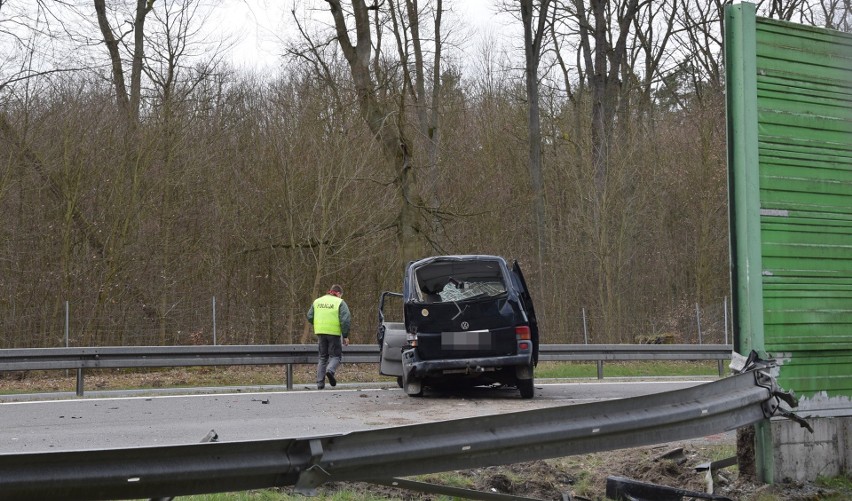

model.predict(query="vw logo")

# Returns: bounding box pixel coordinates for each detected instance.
[460,321,469,330]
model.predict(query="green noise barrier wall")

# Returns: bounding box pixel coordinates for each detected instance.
[726,1,852,482]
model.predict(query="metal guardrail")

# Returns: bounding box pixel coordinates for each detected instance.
[540,344,732,379]
[0,368,786,500]
[0,344,732,396]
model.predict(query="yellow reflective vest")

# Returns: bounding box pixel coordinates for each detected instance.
[311,294,343,335]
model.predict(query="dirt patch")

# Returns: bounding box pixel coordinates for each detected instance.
[287,445,849,500]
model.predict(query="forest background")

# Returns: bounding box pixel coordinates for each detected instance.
[1,0,848,349]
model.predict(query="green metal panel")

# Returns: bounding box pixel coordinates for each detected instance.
[754,13,852,399]
[726,2,852,483]
[728,3,852,399]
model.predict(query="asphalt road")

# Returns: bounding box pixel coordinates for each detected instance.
[0,380,713,454]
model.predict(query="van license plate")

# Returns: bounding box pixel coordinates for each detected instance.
[441,330,491,350]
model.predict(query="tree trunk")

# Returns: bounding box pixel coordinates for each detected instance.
[521,0,551,286]
[327,0,422,262]
[93,0,153,123]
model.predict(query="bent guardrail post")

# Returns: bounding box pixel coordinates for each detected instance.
[0,361,799,500]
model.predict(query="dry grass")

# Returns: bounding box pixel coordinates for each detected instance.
[0,363,390,395]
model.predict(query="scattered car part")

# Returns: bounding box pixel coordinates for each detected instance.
[605,475,734,501]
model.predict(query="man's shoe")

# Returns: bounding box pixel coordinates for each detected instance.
[326,371,337,387]
[317,382,325,390]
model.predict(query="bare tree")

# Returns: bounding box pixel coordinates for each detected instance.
[294,0,449,261]
[630,0,678,116]
[323,0,421,261]
[764,0,807,20]
[387,0,447,250]
[666,0,725,109]
[133,0,233,344]
[573,0,642,196]
[143,0,226,108]
[800,0,852,30]
[547,0,647,340]
[93,0,154,123]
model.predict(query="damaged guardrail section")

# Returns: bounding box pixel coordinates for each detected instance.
[0,363,800,501]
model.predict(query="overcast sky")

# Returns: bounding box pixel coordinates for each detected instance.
[209,0,514,71]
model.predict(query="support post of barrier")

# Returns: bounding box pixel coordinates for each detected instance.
[597,361,604,379]
[76,368,84,397]
[286,364,293,390]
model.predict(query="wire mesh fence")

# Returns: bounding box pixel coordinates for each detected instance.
[0,295,313,348]
[0,293,734,349]
[537,298,734,345]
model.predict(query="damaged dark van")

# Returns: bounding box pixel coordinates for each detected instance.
[377,255,539,398]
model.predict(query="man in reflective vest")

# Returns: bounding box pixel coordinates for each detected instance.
[307,284,351,389]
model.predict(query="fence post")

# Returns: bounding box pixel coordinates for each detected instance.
[65,301,69,348]
[212,296,217,345]
[65,301,70,378]
[695,303,702,344]
[723,296,729,345]
[582,308,589,344]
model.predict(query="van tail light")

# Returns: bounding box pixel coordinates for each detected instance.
[515,325,531,340]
